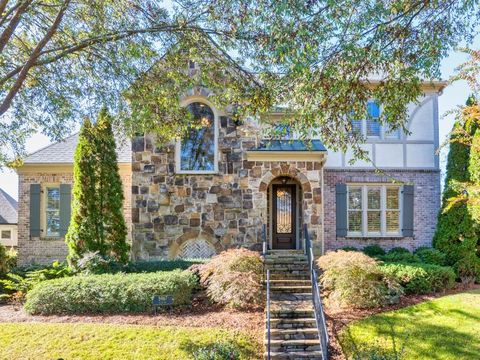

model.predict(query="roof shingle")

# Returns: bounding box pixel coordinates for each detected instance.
[0,188,17,224]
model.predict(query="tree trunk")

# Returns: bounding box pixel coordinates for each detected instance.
[0,0,33,53]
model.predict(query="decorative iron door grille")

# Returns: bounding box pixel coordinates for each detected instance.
[272,184,296,249]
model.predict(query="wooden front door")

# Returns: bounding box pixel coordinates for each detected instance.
[272,184,297,249]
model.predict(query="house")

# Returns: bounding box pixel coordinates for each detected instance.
[15,77,446,265]
[0,188,18,248]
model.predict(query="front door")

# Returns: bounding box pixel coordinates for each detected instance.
[272,184,296,249]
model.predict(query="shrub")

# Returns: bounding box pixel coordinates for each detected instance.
[198,249,262,309]
[380,252,421,264]
[341,246,360,252]
[380,263,455,294]
[75,251,123,275]
[24,270,197,315]
[362,245,386,258]
[317,251,402,308]
[0,261,72,302]
[454,254,480,286]
[414,247,447,266]
[388,247,411,254]
[126,259,208,273]
[0,244,9,276]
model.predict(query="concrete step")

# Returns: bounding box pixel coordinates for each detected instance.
[269,318,317,329]
[270,272,310,281]
[270,309,315,319]
[267,250,305,255]
[264,351,323,359]
[267,279,311,286]
[267,328,319,341]
[268,339,321,352]
[271,293,312,302]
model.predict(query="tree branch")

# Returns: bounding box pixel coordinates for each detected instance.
[0,0,70,116]
[0,0,32,53]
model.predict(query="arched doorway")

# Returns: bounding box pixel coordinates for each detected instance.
[268,176,303,249]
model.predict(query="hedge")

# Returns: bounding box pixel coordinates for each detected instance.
[124,259,207,273]
[380,263,455,294]
[24,270,197,315]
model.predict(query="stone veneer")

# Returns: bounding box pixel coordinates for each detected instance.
[323,169,441,252]
[131,116,324,260]
[17,170,132,265]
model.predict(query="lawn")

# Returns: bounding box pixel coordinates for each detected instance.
[0,323,259,360]
[339,289,480,360]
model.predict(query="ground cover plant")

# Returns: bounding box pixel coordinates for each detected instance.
[24,270,197,314]
[339,289,480,360]
[0,323,259,360]
[198,249,263,309]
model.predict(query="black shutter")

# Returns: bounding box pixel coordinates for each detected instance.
[336,183,348,237]
[30,184,41,237]
[402,185,414,237]
[59,184,72,237]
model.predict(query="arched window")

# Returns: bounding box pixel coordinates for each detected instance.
[177,101,217,173]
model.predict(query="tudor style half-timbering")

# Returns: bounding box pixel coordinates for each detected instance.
[15,80,446,265]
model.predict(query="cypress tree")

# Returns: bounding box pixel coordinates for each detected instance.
[94,108,130,263]
[66,110,129,266]
[66,119,104,264]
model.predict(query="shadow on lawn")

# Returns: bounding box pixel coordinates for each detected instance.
[341,314,480,360]
[178,337,258,360]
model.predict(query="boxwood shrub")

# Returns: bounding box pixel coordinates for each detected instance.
[380,262,455,294]
[362,245,386,258]
[24,270,197,315]
[414,247,447,266]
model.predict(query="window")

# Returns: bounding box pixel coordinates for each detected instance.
[178,101,217,173]
[45,186,60,237]
[347,185,401,236]
[273,124,293,139]
[1,230,11,239]
[351,100,401,139]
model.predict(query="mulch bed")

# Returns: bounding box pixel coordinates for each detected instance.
[324,284,480,360]
[0,296,264,341]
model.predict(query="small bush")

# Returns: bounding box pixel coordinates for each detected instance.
[454,254,480,286]
[414,247,447,266]
[126,259,207,273]
[75,251,123,275]
[380,252,421,264]
[362,245,386,257]
[341,246,360,252]
[317,251,402,308]
[24,270,197,314]
[0,245,13,276]
[380,263,455,294]
[193,343,240,360]
[388,247,411,254]
[198,249,262,309]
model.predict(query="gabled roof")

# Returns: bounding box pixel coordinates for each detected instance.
[23,133,132,164]
[253,140,327,152]
[0,188,17,224]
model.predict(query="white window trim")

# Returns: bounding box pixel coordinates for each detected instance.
[347,184,402,237]
[175,97,219,174]
[355,101,402,141]
[43,184,61,238]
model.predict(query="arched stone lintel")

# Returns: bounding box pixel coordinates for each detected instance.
[258,164,312,194]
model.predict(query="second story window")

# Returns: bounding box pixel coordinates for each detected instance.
[351,100,401,140]
[366,101,381,137]
[177,101,217,173]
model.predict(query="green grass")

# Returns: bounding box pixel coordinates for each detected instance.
[0,323,259,360]
[340,289,480,360]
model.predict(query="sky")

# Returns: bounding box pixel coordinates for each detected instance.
[0,46,476,200]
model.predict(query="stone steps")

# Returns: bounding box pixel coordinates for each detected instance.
[264,351,323,359]
[267,328,319,340]
[264,250,323,359]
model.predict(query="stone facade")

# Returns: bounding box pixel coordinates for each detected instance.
[131,116,324,260]
[17,169,132,266]
[323,169,441,252]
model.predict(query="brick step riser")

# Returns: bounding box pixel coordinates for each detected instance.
[270,275,310,281]
[267,333,319,341]
[271,322,317,329]
[271,288,311,294]
[266,281,311,287]
[270,311,315,319]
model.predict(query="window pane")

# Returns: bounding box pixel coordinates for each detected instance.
[180,102,215,171]
[47,188,60,209]
[367,188,381,209]
[46,210,60,237]
[348,187,362,210]
[386,211,400,233]
[351,119,362,135]
[1,230,11,239]
[386,188,399,209]
[367,211,381,232]
[366,101,381,137]
[348,211,362,232]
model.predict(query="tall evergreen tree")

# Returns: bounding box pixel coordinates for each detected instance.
[66,119,102,264]
[94,109,129,263]
[66,110,129,266]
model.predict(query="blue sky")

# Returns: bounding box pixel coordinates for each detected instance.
[0,48,476,200]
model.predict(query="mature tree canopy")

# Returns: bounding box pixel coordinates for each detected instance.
[0,0,478,166]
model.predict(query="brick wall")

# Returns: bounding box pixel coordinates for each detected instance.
[323,169,441,252]
[17,170,132,266]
